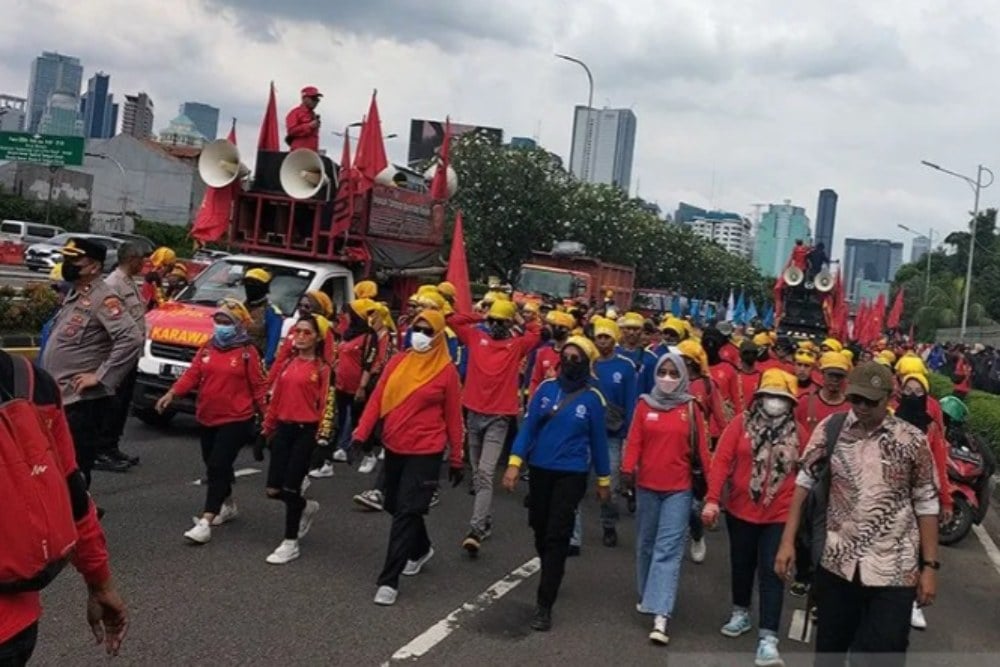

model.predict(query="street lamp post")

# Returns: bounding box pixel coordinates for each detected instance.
[86,152,128,230]
[555,54,594,181]
[921,160,995,339]
[897,223,934,301]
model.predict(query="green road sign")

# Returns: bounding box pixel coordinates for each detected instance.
[0,132,85,167]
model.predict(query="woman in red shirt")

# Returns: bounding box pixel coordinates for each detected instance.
[260,315,335,565]
[621,352,711,646]
[156,299,267,545]
[352,309,464,606]
[702,369,806,667]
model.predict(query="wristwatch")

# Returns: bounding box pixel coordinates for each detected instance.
[920,559,941,570]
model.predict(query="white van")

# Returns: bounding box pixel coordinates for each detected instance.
[0,220,67,246]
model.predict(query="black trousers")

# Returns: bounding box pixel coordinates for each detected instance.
[64,396,113,488]
[725,514,785,633]
[814,567,916,667]
[0,622,37,667]
[267,422,317,540]
[199,419,254,515]
[377,450,440,589]
[528,466,588,610]
[100,363,138,454]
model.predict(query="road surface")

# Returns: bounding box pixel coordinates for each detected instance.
[29,415,1000,666]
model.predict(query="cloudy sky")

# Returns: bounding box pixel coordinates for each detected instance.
[2,0,998,262]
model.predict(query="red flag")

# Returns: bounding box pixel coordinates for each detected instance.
[772,275,784,320]
[873,292,887,338]
[191,119,238,244]
[258,81,280,152]
[331,128,356,238]
[854,299,868,344]
[429,117,452,200]
[354,90,389,192]
[886,288,904,330]
[446,211,473,314]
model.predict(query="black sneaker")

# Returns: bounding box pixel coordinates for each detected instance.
[790,582,809,598]
[626,491,636,514]
[568,544,581,557]
[93,454,130,473]
[109,449,140,466]
[462,530,482,557]
[602,527,618,548]
[530,605,552,632]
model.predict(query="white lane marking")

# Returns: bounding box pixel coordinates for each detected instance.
[972,524,1000,577]
[385,557,541,663]
[190,467,261,485]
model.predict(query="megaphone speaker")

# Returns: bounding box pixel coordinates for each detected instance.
[280,149,332,200]
[199,139,247,188]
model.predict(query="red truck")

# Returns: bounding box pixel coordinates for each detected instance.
[514,242,636,311]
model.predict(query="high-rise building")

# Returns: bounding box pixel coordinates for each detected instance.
[752,200,812,277]
[568,106,636,191]
[814,189,838,258]
[911,235,931,263]
[0,95,27,132]
[674,202,744,226]
[843,238,905,301]
[179,102,219,142]
[80,72,117,138]
[691,215,753,258]
[37,92,83,136]
[158,113,206,147]
[121,92,154,139]
[26,51,83,133]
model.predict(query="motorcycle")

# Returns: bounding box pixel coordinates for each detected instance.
[939,433,996,546]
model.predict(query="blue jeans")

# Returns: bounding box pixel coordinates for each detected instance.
[570,437,623,546]
[636,487,692,616]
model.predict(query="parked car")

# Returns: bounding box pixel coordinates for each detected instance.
[110,232,156,256]
[0,220,66,246]
[24,232,123,273]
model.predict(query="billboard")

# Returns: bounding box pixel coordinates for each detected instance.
[407,119,503,165]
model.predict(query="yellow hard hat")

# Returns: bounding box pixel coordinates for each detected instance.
[620,311,644,328]
[437,281,457,299]
[821,337,843,353]
[565,335,598,362]
[354,280,378,299]
[677,339,708,376]
[755,369,799,402]
[546,310,576,329]
[150,246,176,268]
[819,351,850,373]
[895,355,927,377]
[350,297,378,319]
[753,332,771,347]
[592,316,621,342]
[244,267,272,283]
[487,300,517,321]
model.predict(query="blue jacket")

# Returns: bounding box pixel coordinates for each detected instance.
[616,344,645,370]
[510,379,610,479]
[594,354,638,437]
[263,305,283,368]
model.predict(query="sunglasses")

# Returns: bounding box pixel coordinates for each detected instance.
[411,325,435,337]
[292,328,316,337]
[848,395,881,408]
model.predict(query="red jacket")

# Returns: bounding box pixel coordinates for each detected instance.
[2,363,111,642]
[529,344,561,397]
[707,413,808,524]
[888,395,952,511]
[353,354,464,466]
[726,366,762,413]
[718,342,740,367]
[621,400,711,493]
[690,375,727,439]
[263,356,335,440]
[450,314,541,415]
[795,389,850,435]
[285,104,319,151]
[954,357,972,393]
[335,332,383,395]
[171,343,268,427]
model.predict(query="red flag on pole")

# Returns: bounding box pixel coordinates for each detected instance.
[429,117,452,200]
[445,211,473,314]
[191,119,238,245]
[354,90,388,192]
[854,299,868,344]
[331,128,356,238]
[258,81,280,152]
[873,292,887,339]
[886,288,904,330]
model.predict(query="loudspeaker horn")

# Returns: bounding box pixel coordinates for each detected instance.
[279,148,329,199]
[198,139,248,188]
[814,270,835,292]
[374,164,399,187]
[422,162,459,197]
[782,265,804,287]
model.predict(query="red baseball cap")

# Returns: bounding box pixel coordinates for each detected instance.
[301,86,323,98]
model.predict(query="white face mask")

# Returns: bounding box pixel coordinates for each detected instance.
[411,331,433,353]
[761,396,790,417]
[655,376,681,394]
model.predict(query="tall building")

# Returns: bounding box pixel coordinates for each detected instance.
[691,215,753,258]
[674,202,744,226]
[179,102,219,142]
[843,238,905,301]
[753,200,812,277]
[911,235,931,263]
[37,92,83,136]
[814,189,838,257]
[26,51,83,133]
[80,72,117,138]
[568,106,636,191]
[0,95,27,131]
[121,92,154,139]
[158,113,206,147]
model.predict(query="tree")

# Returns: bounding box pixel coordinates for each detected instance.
[913,276,989,335]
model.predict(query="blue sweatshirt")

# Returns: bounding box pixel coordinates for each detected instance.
[594,354,638,437]
[509,379,611,481]
[616,344,645,371]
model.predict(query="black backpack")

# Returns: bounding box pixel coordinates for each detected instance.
[802,412,849,568]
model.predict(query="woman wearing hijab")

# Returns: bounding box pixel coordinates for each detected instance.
[502,336,611,632]
[701,369,806,667]
[260,314,336,565]
[620,352,711,646]
[352,310,464,606]
[155,299,268,545]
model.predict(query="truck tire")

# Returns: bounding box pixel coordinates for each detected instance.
[939,496,973,546]
[134,407,175,428]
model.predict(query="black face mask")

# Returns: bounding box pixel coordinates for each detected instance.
[61,262,83,282]
[245,281,268,303]
[756,348,770,361]
[897,393,930,431]
[559,356,590,384]
[552,326,569,342]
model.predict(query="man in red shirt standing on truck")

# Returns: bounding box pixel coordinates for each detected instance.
[285,86,322,152]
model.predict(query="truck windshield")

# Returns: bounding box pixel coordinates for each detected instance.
[176,260,315,316]
[518,267,575,299]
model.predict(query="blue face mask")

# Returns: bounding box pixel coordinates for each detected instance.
[214,323,238,343]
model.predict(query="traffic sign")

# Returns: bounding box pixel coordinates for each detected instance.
[0,131,85,167]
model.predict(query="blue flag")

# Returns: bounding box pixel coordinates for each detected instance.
[690,298,701,324]
[671,294,681,316]
[747,299,759,323]
[734,291,746,324]
[763,304,775,329]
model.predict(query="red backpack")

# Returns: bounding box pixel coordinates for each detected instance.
[0,357,78,592]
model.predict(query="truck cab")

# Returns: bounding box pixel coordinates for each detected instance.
[131,254,353,425]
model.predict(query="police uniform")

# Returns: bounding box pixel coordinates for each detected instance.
[102,265,148,465]
[39,240,142,485]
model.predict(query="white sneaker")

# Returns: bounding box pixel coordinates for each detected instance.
[358,454,378,474]
[649,614,669,645]
[911,603,927,630]
[184,518,211,544]
[690,537,707,563]
[300,476,311,495]
[298,500,320,539]
[309,462,335,479]
[374,585,398,606]
[332,449,348,462]
[403,547,435,576]
[265,539,300,564]
[353,489,384,511]
[378,448,385,460]
[214,499,238,525]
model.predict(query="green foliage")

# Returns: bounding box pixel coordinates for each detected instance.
[928,372,955,399]
[0,191,90,233]
[133,218,195,258]
[0,283,59,335]
[965,390,1000,459]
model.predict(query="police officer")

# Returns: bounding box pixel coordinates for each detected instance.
[39,238,143,487]
[100,241,149,471]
